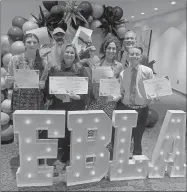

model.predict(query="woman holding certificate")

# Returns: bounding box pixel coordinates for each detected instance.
[87,35,123,155]
[6,33,48,112]
[44,44,90,164]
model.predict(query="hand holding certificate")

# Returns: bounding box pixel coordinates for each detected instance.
[143,76,173,99]
[49,76,88,95]
[92,66,114,83]
[99,79,120,97]
[14,69,39,88]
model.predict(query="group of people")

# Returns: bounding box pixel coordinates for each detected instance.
[5,27,156,166]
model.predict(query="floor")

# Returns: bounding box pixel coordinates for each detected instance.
[1,90,186,191]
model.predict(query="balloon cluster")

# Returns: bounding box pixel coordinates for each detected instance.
[30,1,128,39]
[1,15,40,143]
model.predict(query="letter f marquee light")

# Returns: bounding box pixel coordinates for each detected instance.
[13,110,65,187]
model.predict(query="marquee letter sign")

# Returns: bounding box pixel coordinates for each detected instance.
[109,110,149,181]
[13,110,186,188]
[66,110,112,186]
[13,110,65,187]
[148,110,186,178]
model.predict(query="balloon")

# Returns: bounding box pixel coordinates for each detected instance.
[22,21,39,35]
[104,6,113,18]
[12,16,28,29]
[117,26,127,38]
[78,1,93,19]
[112,6,123,21]
[11,41,25,55]
[39,9,51,20]
[7,26,24,41]
[1,92,5,102]
[91,3,104,19]
[1,99,12,113]
[1,77,6,90]
[1,124,14,143]
[1,112,10,125]
[146,108,159,128]
[50,5,64,18]
[7,89,13,100]
[43,1,58,12]
[1,67,8,78]
[2,53,12,68]
[90,20,102,30]
[1,35,12,56]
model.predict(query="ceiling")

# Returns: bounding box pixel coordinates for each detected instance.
[88,0,186,23]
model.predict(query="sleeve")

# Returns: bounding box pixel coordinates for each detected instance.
[8,56,17,76]
[148,68,154,80]
[119,71,125,97]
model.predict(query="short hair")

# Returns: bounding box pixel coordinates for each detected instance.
[129,46,143,54]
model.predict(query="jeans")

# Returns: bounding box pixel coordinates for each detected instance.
[116,101,149,155]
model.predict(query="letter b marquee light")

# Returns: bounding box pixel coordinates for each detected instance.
[13,110,65,187]
[66,110,112,186]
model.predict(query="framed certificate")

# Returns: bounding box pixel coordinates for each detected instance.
[91,66,114,83]
[99,79,120,96]
[143,76,173,99]
[14,69,39,88]
[49,76,88,94]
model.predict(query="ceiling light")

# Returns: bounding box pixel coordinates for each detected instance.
[171,1,176,5]
[141,12,145,15]
[131,16,135,18]
[154,8,158,11]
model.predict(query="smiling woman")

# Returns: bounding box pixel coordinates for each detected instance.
[5,33,48,113]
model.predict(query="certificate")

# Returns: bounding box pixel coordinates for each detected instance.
[14,69,39,88]
[143,76,173,99]
[92,66,114,83]
[99,79,120,96]
[49,76,88,94]
[72,26,93,53]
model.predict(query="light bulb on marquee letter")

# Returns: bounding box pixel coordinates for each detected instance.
[109,110,149,181]
[148,110,186,178]
[66,110,112,186]
[13,110,66,187]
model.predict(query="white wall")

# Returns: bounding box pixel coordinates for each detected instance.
[128,8,186,94]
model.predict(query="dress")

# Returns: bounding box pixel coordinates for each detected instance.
[8,53,48,111]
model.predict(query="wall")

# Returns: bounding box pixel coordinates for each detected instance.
[128,8,186,94]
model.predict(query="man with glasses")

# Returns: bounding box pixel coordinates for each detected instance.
[116,46,154,156]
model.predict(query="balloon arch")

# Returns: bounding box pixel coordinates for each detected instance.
[1,1,158,143]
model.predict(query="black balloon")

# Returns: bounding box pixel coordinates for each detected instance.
[42,1,58,12]
[50,5,64,18]
[78,1,93,19]
[112,6,123,21]
[104,6,113,18]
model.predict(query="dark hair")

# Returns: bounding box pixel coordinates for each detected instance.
[100,34,121,61]
[23,33,44,74]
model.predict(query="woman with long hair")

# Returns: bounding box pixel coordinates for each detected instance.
[6,33,48,111]
[44,44,91,164]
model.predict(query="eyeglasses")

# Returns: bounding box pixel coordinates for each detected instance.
[129,52,141,57]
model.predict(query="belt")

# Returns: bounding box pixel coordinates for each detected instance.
[124,104,148,109]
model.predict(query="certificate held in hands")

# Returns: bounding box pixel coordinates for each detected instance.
[92,66,114,83]
[99,79,120,97]
[143,76,173,99]
[49,76,88,95]
[14,69,39,88]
